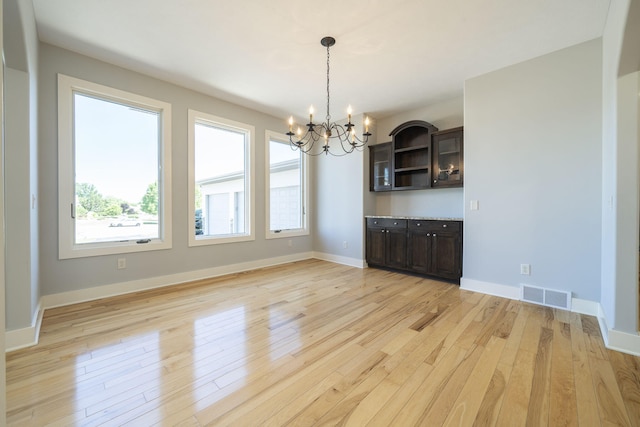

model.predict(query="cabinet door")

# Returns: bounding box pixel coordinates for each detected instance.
[366,226,387,265]
[369,142,392,191]
[432,127,463,188]
[408,231,431,273]
[385,228,407,269]
[431,230,461,280]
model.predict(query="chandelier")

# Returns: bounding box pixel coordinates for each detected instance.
[286,36,371,156]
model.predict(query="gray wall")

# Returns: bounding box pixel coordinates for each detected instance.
[601,0,639,333]
[463,39,603,301]
[373,96,464,219]
[1,0,6,418]
[313,115,370,262]
[4,0,39,331]
[37,43,313,299]
[5,68,32,329]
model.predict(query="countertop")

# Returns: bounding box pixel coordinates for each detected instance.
[365,215,463,221]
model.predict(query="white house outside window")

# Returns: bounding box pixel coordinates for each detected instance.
[57,74,172,259]
[265,130,308,239]
[188,110,254,246]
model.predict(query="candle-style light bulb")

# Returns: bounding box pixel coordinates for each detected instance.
[323,132,328,146]
[365,116,370,133]
[309,105,314,123]
[297,127,302,136]
[347,105,353,123]
[288,116,293,132]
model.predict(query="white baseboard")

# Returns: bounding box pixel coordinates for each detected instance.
[570,297,600,317]
[6,302,44,352]
[460,278,521,300]
[597,313,640,356]
[312,251,365,269]
[460,276,640,356]
[605,329,640,356]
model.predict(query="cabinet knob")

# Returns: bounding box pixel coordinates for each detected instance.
[393,222,398,225]
[416,223,421,226]
[427,233,431,236]
[442,224,447,228]
[433,233,437,237]
[374,221,378,224]
[381,230,385,233]
[433,180,437,183]
[386,230,389,233]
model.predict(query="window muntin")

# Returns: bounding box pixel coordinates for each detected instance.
[188,110,254,246]
[265,131,308,238]
[58,74,172,259]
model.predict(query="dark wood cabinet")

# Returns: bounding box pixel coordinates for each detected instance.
[366,217,462,282]
[369,142,392,191]
[432,127,464,188]
[408,220,462,280]
[365,218,407,269]
[368,122,464,192]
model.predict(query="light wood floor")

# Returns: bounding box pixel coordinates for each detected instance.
[6,259,640,426]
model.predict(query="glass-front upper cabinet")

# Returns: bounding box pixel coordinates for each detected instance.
[432,127,463,188]
[369,142,392,191]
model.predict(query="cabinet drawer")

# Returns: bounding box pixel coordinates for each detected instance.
[367,218,407,229]
[408,220,461,231]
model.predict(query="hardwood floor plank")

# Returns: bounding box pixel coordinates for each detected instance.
[549,320,578,427]
[471,305,530,426]
[443,335,507,426]
[364,362,434,427]
[417,344,484,426]
[4,260,639,426]
[473,362,511,427]
[607,349,640,427]
[496,347,536,426]
[590,355,634,426]
[569,312,603,427]
[581,314,609,360]
[526,326,553,426]
[386,344,469,426]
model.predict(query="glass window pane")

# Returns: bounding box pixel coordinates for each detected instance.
[195,122,247,237]
[269,140,302,231]
[73,93,160,244]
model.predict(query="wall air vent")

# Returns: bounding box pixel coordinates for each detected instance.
[520,284,571,310]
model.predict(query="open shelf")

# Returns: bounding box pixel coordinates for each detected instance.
[394,169,429,189]
[394,144,430,153]
[395,166,428,173]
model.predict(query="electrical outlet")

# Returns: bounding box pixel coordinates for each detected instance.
[117,258,126,270]
[520,264,530,275]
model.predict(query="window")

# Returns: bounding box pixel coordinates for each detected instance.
[58,74,172,259]
[188,110,254,246]
[265,130,308,238]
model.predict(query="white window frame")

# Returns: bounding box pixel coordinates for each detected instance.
[265,130,309,239]
[58,74,172,259]
[188,109,255,246]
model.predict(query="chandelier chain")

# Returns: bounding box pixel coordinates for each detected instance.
[326,43,331,123]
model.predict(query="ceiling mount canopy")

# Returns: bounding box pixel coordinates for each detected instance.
[286,36,371,156]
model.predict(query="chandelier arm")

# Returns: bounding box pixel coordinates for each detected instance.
[329,122,370,147]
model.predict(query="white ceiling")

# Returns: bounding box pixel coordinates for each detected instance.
[32,0,611,122]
